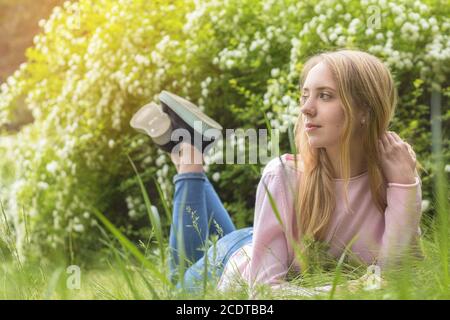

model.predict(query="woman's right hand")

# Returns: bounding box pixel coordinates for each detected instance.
[378,131,417,184]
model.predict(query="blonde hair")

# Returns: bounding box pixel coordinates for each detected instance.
[293,49,397,248]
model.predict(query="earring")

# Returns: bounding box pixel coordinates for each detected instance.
[361,118,366,126]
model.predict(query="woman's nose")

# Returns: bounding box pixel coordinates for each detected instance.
[300,98,316,117]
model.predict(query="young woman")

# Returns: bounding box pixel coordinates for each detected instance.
[130,49,422,296]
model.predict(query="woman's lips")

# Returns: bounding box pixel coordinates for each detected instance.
[306,126,320,132]
[305,123,321,132]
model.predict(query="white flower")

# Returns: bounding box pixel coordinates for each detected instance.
[271,68,280,78]
[249,40,259,52]
[73,224,85,233]
[38,182,49,190]
[143,156,152,165]
[155,155,166,167]
[162,164,169,176]
[212,172,220,182]
[421,200,430,212]
[348,18,360,35]
[6,77,16,86]
[391,5,403,16]
[108,139,115,148]
[129,209,137,218]
[225,59,234,69]
[409,12,420,21]
[376,33,384,41]
[428,17,437,26]
[282,95,291,105]
[394,15,405,26]
[46,161,58,174]
[329,32,338,41]
[336,36,347,46]
[420,19,429,30]
[38,19,46,28]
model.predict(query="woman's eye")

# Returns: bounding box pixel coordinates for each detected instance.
[319,92,332,100]
[301,95,309,103]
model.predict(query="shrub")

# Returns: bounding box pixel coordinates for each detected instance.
[0,0,448,260]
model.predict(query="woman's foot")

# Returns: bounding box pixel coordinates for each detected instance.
[159,90,222,153]
[130,91,223,154]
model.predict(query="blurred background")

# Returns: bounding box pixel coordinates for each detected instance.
[0,0,64,82]
[0,0,448,299]
[0,0,65,131]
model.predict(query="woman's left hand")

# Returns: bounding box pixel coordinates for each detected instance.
[378,131,417,184]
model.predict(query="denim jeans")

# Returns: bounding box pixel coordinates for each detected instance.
[168,172,253,291]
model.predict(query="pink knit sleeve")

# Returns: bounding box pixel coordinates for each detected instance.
[247,171,290,288]
[378,176,423,268]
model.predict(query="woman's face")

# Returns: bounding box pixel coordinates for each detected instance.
[299,62,360,149]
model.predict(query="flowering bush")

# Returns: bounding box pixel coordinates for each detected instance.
[0,0,448,259]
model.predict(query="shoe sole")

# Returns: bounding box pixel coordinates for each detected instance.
[159,91,223,139]
[129,102,172,145]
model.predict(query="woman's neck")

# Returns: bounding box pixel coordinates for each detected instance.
[325,143,367,179]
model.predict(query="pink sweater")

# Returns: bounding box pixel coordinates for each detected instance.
[217,153,422,292]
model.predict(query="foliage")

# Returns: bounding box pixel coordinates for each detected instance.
[0,0,448,260]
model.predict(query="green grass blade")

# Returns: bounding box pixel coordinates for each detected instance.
[153,176,172,223]
[111,246,143,300]
[91,207,169,286]
[287,121,298,155]
[328,234,359,300]
[262,109,272,138]
[262,181,285,230]
[127,154,166,266]
[136,269,161,300]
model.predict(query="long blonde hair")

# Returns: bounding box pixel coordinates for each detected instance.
[293,49,397,246]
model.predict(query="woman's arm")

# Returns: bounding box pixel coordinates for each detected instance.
[377,131,423,268]
[378,177,422,268]
[247,166,291,290]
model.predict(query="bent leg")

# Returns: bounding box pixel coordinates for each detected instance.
[177,227,254,292]
[168,171,237,285]
[203,176,236,237]
[169,172,210,282]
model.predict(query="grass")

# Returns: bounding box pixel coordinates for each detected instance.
[0,154,448,300]
[0,222,448,299]
[0,110,448,300]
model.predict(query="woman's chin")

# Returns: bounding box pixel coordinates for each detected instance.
[307,139,324,149]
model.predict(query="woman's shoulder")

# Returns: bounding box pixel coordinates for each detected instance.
[262,153,302,181]
[261,153,304,177]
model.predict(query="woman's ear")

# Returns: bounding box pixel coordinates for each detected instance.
[358,110,367,126]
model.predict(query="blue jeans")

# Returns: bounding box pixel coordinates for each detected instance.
[168,172,253,291]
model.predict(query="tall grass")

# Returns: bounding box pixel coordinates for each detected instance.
[0,161,448,299]
[0,92,448,299]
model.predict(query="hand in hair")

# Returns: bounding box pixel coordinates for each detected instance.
[378,131,417,184]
